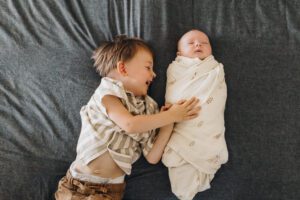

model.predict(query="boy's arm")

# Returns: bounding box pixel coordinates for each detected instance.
[145,123,174,164]
[102,95,199,133]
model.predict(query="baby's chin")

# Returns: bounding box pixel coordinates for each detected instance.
[185,54,209,60]
[195,53,211,60]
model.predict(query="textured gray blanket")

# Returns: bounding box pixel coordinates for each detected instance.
[0,0,299,199]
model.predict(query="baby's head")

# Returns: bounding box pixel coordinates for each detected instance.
[177,29,212,59]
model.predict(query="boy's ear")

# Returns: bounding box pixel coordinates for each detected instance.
[176,51,181,56]
[117,61,127,76]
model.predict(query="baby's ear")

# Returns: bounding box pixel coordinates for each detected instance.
[117,61,127,76]
[176,51,181,56]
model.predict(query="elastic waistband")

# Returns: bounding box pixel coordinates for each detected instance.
[70,162,125,184]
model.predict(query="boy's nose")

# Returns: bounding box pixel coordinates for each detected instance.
[152,71,156,78]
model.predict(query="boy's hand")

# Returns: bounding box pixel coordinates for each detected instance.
[160,103,172,112]
[168,97,200,122]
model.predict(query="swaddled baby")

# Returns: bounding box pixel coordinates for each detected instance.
[162,29,228,200]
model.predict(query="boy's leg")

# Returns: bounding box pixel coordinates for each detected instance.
[55,170,126,200]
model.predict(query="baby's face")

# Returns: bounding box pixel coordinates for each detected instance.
[177,30,212,59]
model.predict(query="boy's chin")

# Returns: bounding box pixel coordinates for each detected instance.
[132,90,147,97]
[134,94,146,98]
[139,91,147,97]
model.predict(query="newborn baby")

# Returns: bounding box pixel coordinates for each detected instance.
[162,29,228,200]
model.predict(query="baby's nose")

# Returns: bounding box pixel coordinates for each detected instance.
[195,42,201,46]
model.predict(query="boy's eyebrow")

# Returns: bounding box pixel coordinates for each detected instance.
[146,61,153,65]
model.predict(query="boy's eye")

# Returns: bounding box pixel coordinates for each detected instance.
[145,66,151,70]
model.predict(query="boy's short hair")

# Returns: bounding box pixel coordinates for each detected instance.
[92,35,153,77]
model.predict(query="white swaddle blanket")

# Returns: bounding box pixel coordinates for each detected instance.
[162,55,228,200]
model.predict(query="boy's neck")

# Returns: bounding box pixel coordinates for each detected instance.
[107,70,121,81]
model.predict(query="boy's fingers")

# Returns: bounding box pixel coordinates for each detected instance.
[184,97,200,109]
[165,104,172,109]
[161,106,169,111]
[165,102,172,107]
[185,113,198,120]
[182,99,192,107]
[161,103,173,111]
[187,107,201,115]
[184,97,198,106]
[188,98,200,108]
[177,99,186,105]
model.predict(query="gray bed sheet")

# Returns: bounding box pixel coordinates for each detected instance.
[0,0,299,200]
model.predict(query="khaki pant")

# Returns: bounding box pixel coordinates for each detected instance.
[55,170,126,200]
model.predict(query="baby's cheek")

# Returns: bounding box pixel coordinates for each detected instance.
[208,46,212,54]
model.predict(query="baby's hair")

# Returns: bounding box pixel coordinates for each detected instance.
[92,35,153,77]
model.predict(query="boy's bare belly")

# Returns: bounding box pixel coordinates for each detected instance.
[75,151,125,178]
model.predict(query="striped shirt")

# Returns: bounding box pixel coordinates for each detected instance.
[75,77,159,175]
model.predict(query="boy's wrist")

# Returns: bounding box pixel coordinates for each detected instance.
[164,109,177,123]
